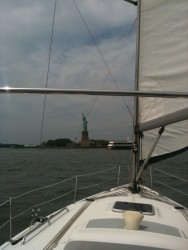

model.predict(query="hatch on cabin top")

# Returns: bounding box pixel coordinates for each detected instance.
[112,202,155,215]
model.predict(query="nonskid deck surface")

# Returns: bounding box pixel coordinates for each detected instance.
[1,186,188,250]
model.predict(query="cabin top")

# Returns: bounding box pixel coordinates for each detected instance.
[2,187,187,250]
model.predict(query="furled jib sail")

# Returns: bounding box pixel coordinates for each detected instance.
[137,0,188,162]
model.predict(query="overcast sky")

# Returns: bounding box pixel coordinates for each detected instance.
[0,0,136,145]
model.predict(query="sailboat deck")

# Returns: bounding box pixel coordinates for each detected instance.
[1,186,188,250]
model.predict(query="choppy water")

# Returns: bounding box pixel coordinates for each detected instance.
[0,148,187,244]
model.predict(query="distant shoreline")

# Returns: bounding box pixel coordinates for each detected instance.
[0,145,107,149]
[0,139,109,149]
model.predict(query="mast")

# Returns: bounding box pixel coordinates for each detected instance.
[131,0,141,192]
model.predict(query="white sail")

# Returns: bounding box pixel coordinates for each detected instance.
[138,0,188,160]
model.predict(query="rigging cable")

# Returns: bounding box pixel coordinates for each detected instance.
[73,0,134,119]
[73,0,136,139]
[85,17,137,120]
[37,0,58,205]
[39,0,58,146]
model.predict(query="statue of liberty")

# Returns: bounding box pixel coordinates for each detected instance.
[82,113,88,131]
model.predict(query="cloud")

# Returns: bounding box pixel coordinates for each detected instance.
[0,0,136,144]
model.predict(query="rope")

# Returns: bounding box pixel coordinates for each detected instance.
[77,166,118,178]
[156,180,188,197]
[7,166,119,222]
[33,190,74,209]
[78,177,116,190]
[140,188,178,206]
[43,201,92,250]
[90,187,130,200]
[11,190,74,222]
[0,199,9,208]
[154,168,188,183]
[11,176,75,200]
[0,220,10,230]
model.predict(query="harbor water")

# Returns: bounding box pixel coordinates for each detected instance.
[0,148,187,244]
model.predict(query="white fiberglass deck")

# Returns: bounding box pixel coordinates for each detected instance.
[1,186,188,250]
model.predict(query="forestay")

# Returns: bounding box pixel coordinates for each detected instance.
[137,0,188,161]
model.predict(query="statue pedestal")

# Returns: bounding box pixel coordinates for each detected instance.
[81,130,90,148]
